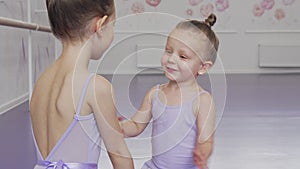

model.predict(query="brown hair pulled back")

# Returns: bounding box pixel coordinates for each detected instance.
[46,0,115,41]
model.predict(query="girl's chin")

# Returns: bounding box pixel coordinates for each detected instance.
[165,72,177,81]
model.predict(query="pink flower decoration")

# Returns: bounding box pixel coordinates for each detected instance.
[253,4,265,17]
[215,0,229,12]
[275,8,285,20]
[282,0,295,5]
[189,0,203,6]
[261,0,275,10]
[145,0,161,7]
[186,9,193,16]
[131,2,144,14]
[200,3,214,18]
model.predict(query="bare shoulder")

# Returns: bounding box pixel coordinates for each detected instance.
[33,68,51,88]
[88,74,114,107]
[30,68,54,105]
[93,75,113,93]
[88,75,117,119]
[199,92,214,105]
[143,85,158,104]
[193,90,215,115]
[147,85,158,96]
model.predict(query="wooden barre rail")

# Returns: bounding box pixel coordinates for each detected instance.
[0,17,51,33]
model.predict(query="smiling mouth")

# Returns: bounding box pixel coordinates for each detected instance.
[166,66,177,72]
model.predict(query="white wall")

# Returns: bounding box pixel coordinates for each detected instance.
[88,0,300,74]
[0,0,55,114]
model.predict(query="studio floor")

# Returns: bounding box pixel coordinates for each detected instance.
[1,74,300,169]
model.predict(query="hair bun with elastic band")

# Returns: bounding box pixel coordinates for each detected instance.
[204,13,217,28]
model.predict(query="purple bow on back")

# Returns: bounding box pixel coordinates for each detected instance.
[37,160,97,169]
[38,160,70,169]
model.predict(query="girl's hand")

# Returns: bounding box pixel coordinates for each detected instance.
[118,116,124,121]
[118,117,125,136]
[193,141,213,169]
[193,150,208,169]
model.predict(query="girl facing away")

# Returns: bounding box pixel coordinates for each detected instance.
[30,0,134,169]
[121,14,219,169]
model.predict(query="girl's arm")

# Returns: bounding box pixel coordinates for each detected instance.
[193,93,216,169]
[92,76,134,169]
[120,86,156,137]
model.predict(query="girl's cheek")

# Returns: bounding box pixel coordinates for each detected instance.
[161,55,167,65]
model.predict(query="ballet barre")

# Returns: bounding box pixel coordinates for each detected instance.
[0,17,51,33]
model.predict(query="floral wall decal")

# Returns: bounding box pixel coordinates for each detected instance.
[185,0,231,29]
[186,8,193,16]
[200,3,215,17]
[282,0,295,5]
[131,1,145,14]
[253,4,265,17]
[117,0,231,17]
[251,0,299,29]
[274,8,285,20]
[215,0,229,12]
[260,0,275,10]
[189,0,203,6]
[145,0,161,7]
[115,0,234,30]
[186,0,230,18]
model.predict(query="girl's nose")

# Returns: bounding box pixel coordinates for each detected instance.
[167,54,176,63]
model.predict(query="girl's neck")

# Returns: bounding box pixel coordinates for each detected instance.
[57,41,91,72]
[166,79,200,92]
[161,80,202,106]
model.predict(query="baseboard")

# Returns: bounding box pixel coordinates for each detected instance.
[0,93,29,115]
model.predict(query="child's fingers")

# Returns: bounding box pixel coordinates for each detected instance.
[117,116,124,121]
[193,156,205,164]
[193,149,205,160]
[194,160,208,169]
[193,150,208,169]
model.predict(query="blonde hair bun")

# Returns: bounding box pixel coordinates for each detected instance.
[204,14,217,28]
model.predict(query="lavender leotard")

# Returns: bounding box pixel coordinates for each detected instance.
[142,85,207,169]
[32,74,102,169]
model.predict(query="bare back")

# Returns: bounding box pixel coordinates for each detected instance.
[30,61,92,160]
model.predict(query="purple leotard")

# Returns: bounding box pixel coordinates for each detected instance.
[32,74,101,169]
[142,85,207,169]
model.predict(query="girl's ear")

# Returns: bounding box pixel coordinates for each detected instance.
[95,15,108,32]
[198,61,213,75]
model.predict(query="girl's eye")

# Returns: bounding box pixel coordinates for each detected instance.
[165,50,172,54]
[180,55,187,59]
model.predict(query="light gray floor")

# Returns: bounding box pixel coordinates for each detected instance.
[1,74,300,169]
[101,74,300,169]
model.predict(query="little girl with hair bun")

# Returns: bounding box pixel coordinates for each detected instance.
[121,13,219,169]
